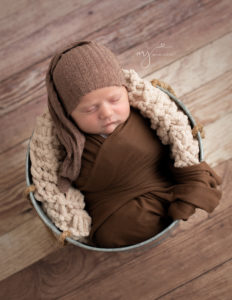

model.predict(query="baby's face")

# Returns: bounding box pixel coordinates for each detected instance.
[71,86,130,135]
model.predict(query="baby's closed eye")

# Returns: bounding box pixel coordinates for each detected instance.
[84,105,98,113]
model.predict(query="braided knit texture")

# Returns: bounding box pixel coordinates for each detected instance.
[30,114,92,242]
[124,69,200,166]
[30,68,200,241]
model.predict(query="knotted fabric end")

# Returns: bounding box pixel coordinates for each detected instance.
[58,231,72,246]
[24,184,36,206]
[192,122,205,138]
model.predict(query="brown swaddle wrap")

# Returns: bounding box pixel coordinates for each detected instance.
[74,107,222,248]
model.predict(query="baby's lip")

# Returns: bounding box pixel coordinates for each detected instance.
[104,121,116,127]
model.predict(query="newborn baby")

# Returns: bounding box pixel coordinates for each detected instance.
[46,40,222,248]
[71,85,222,248]
[71,84,175,247]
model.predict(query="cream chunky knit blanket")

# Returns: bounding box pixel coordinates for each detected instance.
[30,69,200,242]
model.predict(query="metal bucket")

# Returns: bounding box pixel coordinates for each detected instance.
[25,86,204,252]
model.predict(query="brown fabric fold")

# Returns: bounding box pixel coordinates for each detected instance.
[167,161,222,220]
[73,107,222,248]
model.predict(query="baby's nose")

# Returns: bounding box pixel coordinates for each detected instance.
[99,104,112,119]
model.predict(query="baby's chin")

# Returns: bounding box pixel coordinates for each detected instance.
[100,122,119,135]
[100,114,130,135]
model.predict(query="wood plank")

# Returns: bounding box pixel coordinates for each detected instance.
[145,31,232,96]
[0,0,93,48]
[0,180,33,234]
[0,140,34,234]
[0,159,229,284]
[0,206,35,237]
[123,0,232,77]
[0,95,46,154]
[87,0,214,53]
[0,0,26,18]
[0,140,34,235]
[203,112,232,167]
[0,140,28,188]
[176,70,232,167]
[160,258,232,299]
[0,216,60,281]
[0,0,153,81]
[0,160,230,298]
[180,70,232,124]
[0,60,47,117]
[2,0,231,117]
[0,0,231,296]
[1,33,232,154]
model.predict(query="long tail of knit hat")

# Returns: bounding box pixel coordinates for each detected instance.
[45,40,128,193]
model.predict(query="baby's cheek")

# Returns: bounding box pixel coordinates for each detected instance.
[86,115,99,128]
[74,116,89,130]
[122,103,130,120]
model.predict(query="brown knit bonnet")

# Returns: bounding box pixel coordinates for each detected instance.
[45,40,128,193]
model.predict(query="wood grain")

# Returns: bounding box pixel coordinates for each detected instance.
[123,0,232,76]
[3,0,230,117]
[0,159,229,285]
[0,0,231,298]
[145,32,232,96]
[0,160,230,299]
[160,258,232,299]
[0,0,152,81]
[1,32,231,154]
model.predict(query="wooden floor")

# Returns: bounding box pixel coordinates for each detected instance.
[0,0,232,299]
